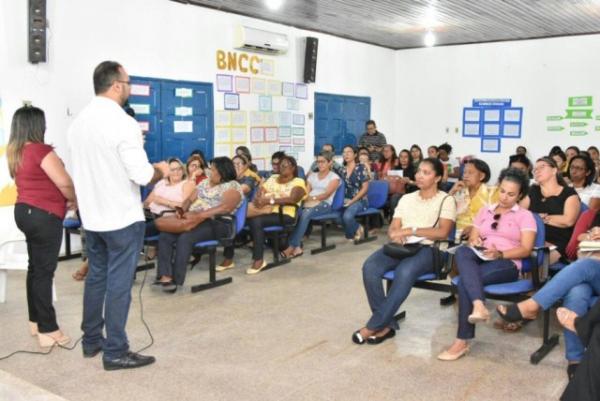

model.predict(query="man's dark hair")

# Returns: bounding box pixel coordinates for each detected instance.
[271,151,286,161]
[93,61,123,95]
[322,143,335,153]
[498,167,530,200]
[365,120,376,127]
[211,157,237,183]
[464,159,491,183]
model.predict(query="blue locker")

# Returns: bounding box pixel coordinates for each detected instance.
[314,93,370,155]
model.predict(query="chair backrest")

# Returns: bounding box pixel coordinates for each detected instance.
[330,180,346,212]
[235,198,248,234]
[366,180,389,209]
[581,202,589,214]
[297,166,306,180]
[521,213,547,274]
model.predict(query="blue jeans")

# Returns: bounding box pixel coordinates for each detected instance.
[82,221,145,360]
[455,246,518,340]
[562,284,598,362]
[339,199,368,239]
[288,202,332,248]
[362,247,435,330]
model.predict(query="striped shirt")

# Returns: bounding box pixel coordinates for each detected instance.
[358,131,387,160]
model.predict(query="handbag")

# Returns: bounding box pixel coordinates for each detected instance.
[382,195,452,278]
[154,208,205,234]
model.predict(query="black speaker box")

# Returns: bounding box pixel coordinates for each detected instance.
[28,0,47,63]
[303,37,318,83]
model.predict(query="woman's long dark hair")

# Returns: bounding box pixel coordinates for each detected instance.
[7,106,46,178]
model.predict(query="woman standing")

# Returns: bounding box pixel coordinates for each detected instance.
[7,106,76,347]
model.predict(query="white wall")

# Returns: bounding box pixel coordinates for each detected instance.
[393,34,600,180]
[0,0,396,242]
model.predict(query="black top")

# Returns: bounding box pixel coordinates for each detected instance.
[392,164,417,193]
[528,185,578,257]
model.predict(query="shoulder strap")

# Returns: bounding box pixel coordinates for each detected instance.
[432,195,453,228]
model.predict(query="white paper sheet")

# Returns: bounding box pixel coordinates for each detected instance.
[259,96,272,112]
[130,104,150,115]
[265,127,278,142]
[130,84,150,96]
[282,82,295,97]
[250,111,264,126]
[250,127,264,142]
[278,112,292,126]
[173,120,193,133]
[295,84,308,99]
[224,93,239,110]
[175,88,193,98]
[215,128,230,143]
[235,76,250,93]
[175,107,193,117]
[231,127,247,143]
[216,111,230,126]
[216,75,233,92]
[286,98,300,111]
[267,80,281,96]
[138,121,149,132]
[251,78,266,94]
[292,114,305,126]
[230,111,247,127]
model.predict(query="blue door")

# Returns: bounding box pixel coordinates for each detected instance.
[129,76,214,163]
[314,93,371,155]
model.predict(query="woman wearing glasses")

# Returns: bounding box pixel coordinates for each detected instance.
[438,168,536,361]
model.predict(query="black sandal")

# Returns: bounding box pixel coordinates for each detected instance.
[497,304,533,323]
[352,330,366,345]
[367,328,396,344]
[567,364,579,381]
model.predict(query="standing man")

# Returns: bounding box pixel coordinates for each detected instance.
[68,61,169,371]
[358,120,387,162]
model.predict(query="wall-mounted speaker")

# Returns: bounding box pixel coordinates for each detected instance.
[28,0,47,63]
[303,37,318,83]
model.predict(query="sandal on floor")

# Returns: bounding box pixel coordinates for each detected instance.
[496,304,532,324]
[567,364,579,381]
[292,250,304,258]
[352,330,366,345]
[367,328,396,344]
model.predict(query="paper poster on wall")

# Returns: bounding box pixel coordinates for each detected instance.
[278,112,292,126]
[503,124,521,137]
[292,127,304,136]
[216,128,231,143]
[263,112,276,127]
[279,145,292,153]
[235,76,250,93]
[250,111,264,126]
[292,114,305,126]
[250,127,265,142]
[481,138,501,153]
[174,120,193,133]
[293,137,305,146]
[139,121,150,132]
[259,96,272,112]
[260,59,275,76]
[282,82,295,97]
[251,78,266,94]
[130,84,150,96]
[130,104,150,115]
[216,111,231,126]
[546,96,598,136]
[279,136,291,144]
[175,106,193,117]
[175,87,193,98]
[279,126,292,137]
[254,158,267,171]
[215,143,232,157]
[267,80,281,96]
[224,93,240,110]
[295,84,308,99]
[230,111,247,127]
[265,127,278,142]
[231,127,247,143]
[286,98,300,111]
[216,74,233,92]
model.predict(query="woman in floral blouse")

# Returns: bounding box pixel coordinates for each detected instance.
[340,145,370,241]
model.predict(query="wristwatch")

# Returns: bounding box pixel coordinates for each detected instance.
[411,227,418,236]
[270,197,275,205]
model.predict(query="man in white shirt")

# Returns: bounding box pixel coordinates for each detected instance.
[68,61,169,371]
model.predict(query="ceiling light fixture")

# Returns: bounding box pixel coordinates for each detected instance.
[265,0,284,11]
[424,31,436,47]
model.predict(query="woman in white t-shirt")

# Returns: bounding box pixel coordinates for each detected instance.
[281,151,340,258]
[352,157,456,345]
[568,155,600,209]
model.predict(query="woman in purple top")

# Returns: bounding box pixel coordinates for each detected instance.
[7,106,76,348]
[438,168,536,361]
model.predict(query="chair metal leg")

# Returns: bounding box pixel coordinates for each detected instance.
[191,247,233,293]
[354,216,377,245]
[311,222,336,255]
[263,234,290,271]
[530,309,559,364]
[58,229,82,261]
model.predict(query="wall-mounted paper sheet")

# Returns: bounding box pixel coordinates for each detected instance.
[231,127,247,143]
[464,109,480,122]
[263,112,276,127]
[251,78,266,94]
[230,111,247,127]
[282,82,295,97]
[174,120,193,133]
[216,111,231,126]
[481,138,500,153]
[463,123,480,136]
[130,104,150,115]
[279,126,292,137]
[216,74,233,92]
[484,109,500,122]
[130,84,150,96]
[215,128,231,143]
[286,98,299,111]
[235,76,250,93]
[224,93,240,110]
[267,80,281,96]
[175,107,193,117]
[295,83,308,99]
[215,143,232,157]
[265,127,278,142]
[138,121,150,132]
[259,96,272,112]
[278,112,292,126]
[250,127,265,142]
[292,127,304,136]
[504,109,522,122]
[483,123,500,136]
[292,137,305,145]
[292,114,305,126]
[250,111,264,126]
[260,59,275,76]
[175,88,193,98]
[503,124,520,137]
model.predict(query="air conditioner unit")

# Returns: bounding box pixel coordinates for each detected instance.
[234,25,289,54]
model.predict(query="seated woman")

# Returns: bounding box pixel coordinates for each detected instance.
[568,155,600,209]
[235,145,259,173]
[376,144,398,179]
[551,149,569,177]
[156,157,243,293]
[498,212,600,379]
[358,147,376,181]
[340,145,370,241]
[521,157,580,264]
[282,151,340,258]
[509,153,533,179]
[245,155,306,274]
[449,159,497,241]
[232,154,260,198]
[144,158,196,237]
[387,149,417,217]
[186,154,208,185]
[410,144,423,169]
[353,158,456,344]
[438,168,536,361]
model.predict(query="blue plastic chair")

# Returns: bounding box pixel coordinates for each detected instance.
[297,166,306,180]
[450,214,556,364]
[309,180,345,255]
[59,217,82,261]
[190,198,248,293]
[354,180,389,244]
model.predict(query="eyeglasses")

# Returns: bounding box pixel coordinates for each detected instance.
[569,165,586,171]
[170,167,183,172]
[316,160,328,164]
[279,163,292,169]
[116,80,131,86]
[491,213,501,230]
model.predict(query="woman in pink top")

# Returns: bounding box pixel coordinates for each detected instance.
[438,168,536,361]
[7,106,76,348]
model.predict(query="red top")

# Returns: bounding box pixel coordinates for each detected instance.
[566,209,598,260]
[15,143,67,219]
[195,174,208,185]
